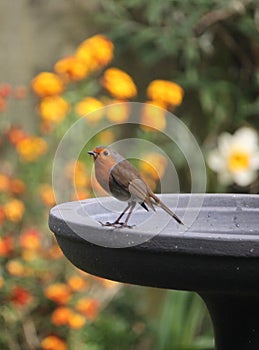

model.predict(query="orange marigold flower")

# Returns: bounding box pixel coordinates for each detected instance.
[0,206,5,225]
[73,189,90,201]
[5,126,27,146]
[32,72,64,97]
[141,101,167,132]
[75,298,100,321]
[68,312,86,329]
[6,259,26,276]
[39,96,70,124]
[9,178,25,195]
[0,276,4,288]
[54,55,90,81]
[47,243,63,260]
[98,130,115,145]
[75,172,88,189]
[67,275,88,292]
[16,136,48,162]
[41,335,67,350]
[0,175,25,195]
[45,283,71,304]
[51,306,72,326]
[66,160,89,188]
[146,80,184,107]
[76,34,114,71]
[75,97,104,123]
[10,286,32,307]
[40,184,56,207]
[0,97,6,111]
[19,228,41,251]
[106,101,130,123]
[21,250,38,262]
[140,153,168,180]
[66,160,84,179]
[4,199,25,222]
[0,236,14,257]
[101,68,137,99]
[0,83,12,98]
[0,174,10,192]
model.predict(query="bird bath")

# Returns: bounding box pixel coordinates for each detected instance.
[49,193,259,350]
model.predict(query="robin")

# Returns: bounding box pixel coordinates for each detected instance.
[88,146,184,227]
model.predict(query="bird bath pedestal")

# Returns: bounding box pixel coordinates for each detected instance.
[49,194,259,350]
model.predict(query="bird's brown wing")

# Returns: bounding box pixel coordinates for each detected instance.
[111,160,144,196]
[110,160,141,187]
[111,160,155,210]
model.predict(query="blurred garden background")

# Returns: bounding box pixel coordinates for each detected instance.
[0,0,258,349]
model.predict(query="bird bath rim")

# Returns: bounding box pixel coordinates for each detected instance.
[49,193,259,256]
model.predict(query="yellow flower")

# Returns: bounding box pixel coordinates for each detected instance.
[47,243,63,260]
[75,298,100,320]
[0,175,25,194]
[0,236,13,257]
[0,174,10,192]
[76,34,114,71]
[52,307,87,329]
[19,228,41,251]
[16,136,48,162]
[147,80,184,107]
[106,101,130,123]
[51,307,73,326]
[45,283,71,304]
[4,199,25,222]
[9,178,25,195]
[101,68,137,99]
[39,96,70,123]
[39,184,56,207]
[54,55,90,81]
[75,97,104,123]
[98,130,115,145]
[141,101,167,131]
[6,259,26,276]
[41,335,67,350]
[31,72,64,97]
[140,153,168,180]
[66,160,89,191]
[21,250,38,262]
[0,276,4,288]
[68,312,86,329]
[72,189,90,201]
[67,275,88,292]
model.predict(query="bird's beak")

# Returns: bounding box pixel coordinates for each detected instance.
[88,150,97,157]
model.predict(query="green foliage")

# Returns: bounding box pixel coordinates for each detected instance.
[155,291,213,350]
[96,0,258,136]
[82,286,152,350]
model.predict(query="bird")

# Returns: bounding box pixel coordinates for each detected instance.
[88,146,184,228]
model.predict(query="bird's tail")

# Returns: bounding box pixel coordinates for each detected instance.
[150,193,184,225]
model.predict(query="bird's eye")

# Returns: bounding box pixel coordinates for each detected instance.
[103,150,109,156]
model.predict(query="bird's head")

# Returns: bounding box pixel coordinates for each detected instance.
[88,146,112,161]
[88,145,125,165]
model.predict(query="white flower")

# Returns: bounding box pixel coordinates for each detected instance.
[207,127,259,186]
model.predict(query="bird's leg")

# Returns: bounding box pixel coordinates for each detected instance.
[112,203,131,226]
[122,202,136,227]
[99,203,132,227]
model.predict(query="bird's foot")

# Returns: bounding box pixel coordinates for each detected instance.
[98,221,135,229]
